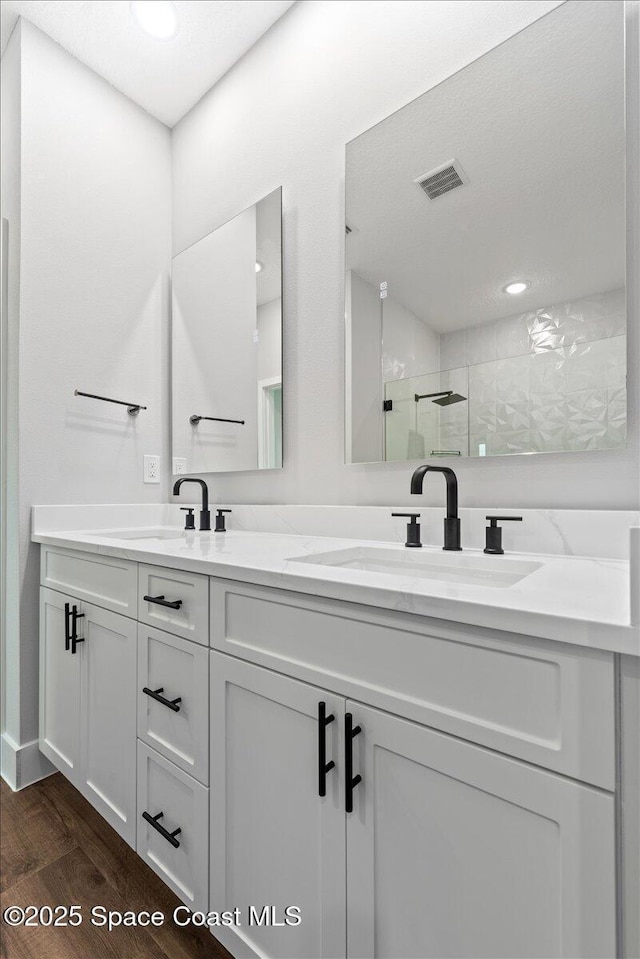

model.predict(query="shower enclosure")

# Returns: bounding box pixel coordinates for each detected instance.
[384,367,469,461]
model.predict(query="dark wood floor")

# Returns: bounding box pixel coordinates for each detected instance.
[0,773,233,959]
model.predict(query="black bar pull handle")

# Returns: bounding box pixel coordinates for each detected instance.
[71,634,85,654]
[143,686,182,713]
[70,605,85,654]
[142,811,181,848]
[318,701,335,797]
[345,712,362,814]
[143,594,183,610]
[64,602,72,651]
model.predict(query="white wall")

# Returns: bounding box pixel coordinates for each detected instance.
[1,21,171,765]
[171,0,639,510]
[1,22,22,758]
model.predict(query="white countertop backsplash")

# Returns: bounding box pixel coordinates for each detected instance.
[32,503,639,560]
[31,503,639,655]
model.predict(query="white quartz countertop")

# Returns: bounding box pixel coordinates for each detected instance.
[32,525,639,656]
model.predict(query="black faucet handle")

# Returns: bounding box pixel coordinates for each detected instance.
[215,508,232,533]
[484,516,523,555]
[392,512,422,549]
[180,507,195,530]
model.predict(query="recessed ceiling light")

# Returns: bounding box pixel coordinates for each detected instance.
[504,281,528,295]
[131,1,179,41]
[255,261,264,273]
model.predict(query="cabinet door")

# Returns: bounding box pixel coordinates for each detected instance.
[210,652,346,959]
[346,702,616,959]
[81,603,137,847]
[39,587,82,784]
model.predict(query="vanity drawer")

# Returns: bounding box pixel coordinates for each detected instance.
[40,545,137,617]
[137,742,208,913]
[138,564,208,644]
[137,624,209,784]
[210,578,615,790]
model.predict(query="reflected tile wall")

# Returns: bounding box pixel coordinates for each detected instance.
[383,288,626,459]
[443,288,627,457]
[468,335,626,455]
[441,288,626,368]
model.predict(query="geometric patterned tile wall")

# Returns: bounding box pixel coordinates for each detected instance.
[439,288,626,456]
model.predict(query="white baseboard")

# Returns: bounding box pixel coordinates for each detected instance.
[1,733,56,790]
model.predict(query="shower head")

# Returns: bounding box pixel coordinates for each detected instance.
[414,390,468,407]
[433,392,467,407]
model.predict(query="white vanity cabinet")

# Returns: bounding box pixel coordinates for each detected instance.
[39,586,137,845]
[209,579,619,959]
[209,652,616,959]
[39,548,211,910]
[38,544,629,959]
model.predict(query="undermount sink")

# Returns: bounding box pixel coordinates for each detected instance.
[288,546,542,588]
[101,528,188,541]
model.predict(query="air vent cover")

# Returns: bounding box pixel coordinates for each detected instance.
[416,160,465,200]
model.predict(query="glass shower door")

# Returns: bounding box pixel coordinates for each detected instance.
[384,368,469,461]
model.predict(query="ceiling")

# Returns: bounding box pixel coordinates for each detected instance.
[0,0,296,127]
[346,0,625,333]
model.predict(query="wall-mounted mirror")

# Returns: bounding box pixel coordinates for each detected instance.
[172,187,283,473]
[345,0,626,463]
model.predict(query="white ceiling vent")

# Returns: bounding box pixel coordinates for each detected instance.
[415,160,466,200]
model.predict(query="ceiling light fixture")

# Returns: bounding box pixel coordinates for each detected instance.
[504,281,528,295]
[131,1,179,41]
[255,261,264,273]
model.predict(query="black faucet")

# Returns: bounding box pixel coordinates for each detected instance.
[410,465,462,551]
[173,477,211,531]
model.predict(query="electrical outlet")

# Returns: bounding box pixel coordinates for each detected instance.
[172,457,187,475]
[143,454,160,484]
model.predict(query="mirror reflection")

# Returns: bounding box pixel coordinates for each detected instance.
[172,188,283,473]
[345,0,625,463]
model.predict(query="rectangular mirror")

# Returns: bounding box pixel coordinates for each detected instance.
[345,0,626,463]
[172,187,283,473]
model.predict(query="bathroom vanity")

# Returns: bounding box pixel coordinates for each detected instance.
[32,507,639,959]
[4,2,637,959]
